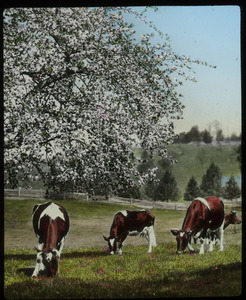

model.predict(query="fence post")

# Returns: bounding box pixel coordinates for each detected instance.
[18,187,21,198]
[40,189,43,198]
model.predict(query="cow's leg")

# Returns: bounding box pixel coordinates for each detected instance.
[198,228,208,254]
[208,237,214,252]
[117,232,128,255]
[208,231,218,252]
[199,238,205,254]
[218,222,224,252]
[37,240,44,251]
[57,237,65,258]
[147,225,157,253]
[188,236,195,253]
[149,225,157,247]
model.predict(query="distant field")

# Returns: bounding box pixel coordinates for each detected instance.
[157,143,240,197]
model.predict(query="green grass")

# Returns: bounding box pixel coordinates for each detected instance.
[4,199,242,298]
[4,244,242,299]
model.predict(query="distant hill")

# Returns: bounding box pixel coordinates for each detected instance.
[165,143,241,198]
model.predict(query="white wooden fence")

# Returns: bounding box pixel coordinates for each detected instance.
[4,188,88,201]
[4,189,241,211]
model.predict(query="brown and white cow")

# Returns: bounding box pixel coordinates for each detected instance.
[224,210,241,229]
[171,196,224,254]
[103,210,157,255]
[205,210,241,250]
[32,202,69,277]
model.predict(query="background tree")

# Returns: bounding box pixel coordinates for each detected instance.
[236,145,241,171]
[155,170,180,201]
[138,151,174,200]
[201,129,213,144]
[223,176,241,200]
[4,7,214,196]
[181,125,201,143]
[216,129,224,142]
[184,176,200,201]
[187,125,202,143]
[200,162,222,196]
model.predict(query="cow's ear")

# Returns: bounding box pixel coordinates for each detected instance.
[103,235,109,241]
[170,229,179,236]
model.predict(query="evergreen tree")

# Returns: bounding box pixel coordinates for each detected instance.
[184,176,200,201]
[200,162,222,196]
[185,125,201,143]
[216,129,224,142]
[201,130,213,144]
[236,145,241,171]
[224,176,241,200]
[155,170,180,201]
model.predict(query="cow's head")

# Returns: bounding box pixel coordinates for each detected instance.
[32,248,59,278]
[228,211,241,225]
[171,229,192,254]
[103,236,117,255]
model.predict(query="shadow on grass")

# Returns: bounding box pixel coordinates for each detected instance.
[6,262,242,299]
[61,249,109,259]
[17,267,34,277]
[5,253,36,261]
[4,249,108,261]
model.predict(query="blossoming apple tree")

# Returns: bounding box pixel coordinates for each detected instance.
[4,7,214,196]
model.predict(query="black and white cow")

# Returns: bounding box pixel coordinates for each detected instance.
[32,202,69,277]
[103,209,157,255]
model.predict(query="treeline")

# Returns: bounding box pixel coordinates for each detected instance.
[174,125,241,144]
[119,149,241,202]
[184,162,241,201]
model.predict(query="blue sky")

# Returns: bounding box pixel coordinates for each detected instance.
[126,6,241,137]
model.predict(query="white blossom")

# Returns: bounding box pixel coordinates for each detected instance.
[4,7,209,194]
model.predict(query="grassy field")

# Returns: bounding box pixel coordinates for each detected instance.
[135,143,241,198]
[4,244,242,299]
[4,199,242,298]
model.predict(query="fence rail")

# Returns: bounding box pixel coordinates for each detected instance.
[4,189,241,211]
[4,188,88,201]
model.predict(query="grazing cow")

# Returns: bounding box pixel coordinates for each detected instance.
[224,210,241,229]
[32,202,69,277]
[205,210,241,250]
[171,196,224,254]
[103,210,157,255]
